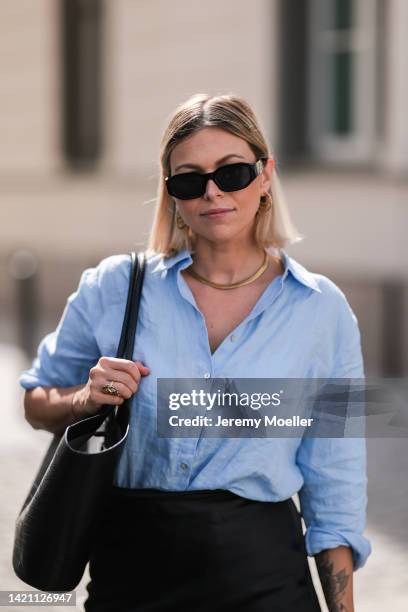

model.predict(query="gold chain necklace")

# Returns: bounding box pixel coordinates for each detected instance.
[188,251,269,290]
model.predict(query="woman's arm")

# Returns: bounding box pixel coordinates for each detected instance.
[24,385,88,436]
[24,357,149,436]
[315,545,354,611]
[296,285,372,609]
[20,257,138,436]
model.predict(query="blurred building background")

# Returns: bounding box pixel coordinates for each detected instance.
[0,1,407,610]
[0,0,407,376]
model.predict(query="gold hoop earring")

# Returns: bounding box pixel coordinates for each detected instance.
[258,193,273,213]
[176,211,187,230]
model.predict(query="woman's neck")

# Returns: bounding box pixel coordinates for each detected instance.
[189,239,267,285]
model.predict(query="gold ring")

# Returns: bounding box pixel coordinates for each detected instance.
[102,381,120,397]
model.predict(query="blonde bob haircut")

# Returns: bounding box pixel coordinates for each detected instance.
[147,93,303,257]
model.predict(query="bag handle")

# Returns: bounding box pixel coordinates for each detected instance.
[116,251,146,360]
[98,251,146,431]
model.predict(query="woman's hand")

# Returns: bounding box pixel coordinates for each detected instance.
[72,357,150,418]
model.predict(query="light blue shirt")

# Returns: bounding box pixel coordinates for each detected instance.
[19,247,371,570]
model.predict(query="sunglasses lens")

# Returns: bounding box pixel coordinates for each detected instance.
[167,174,204,200]
[166,162,259,199]
[216,163,253,191]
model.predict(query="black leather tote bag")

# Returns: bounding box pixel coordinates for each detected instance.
[13,251,146,592]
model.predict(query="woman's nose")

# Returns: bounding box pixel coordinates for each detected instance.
[204,178,223,199]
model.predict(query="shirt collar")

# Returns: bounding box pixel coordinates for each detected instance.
[152,247,321,293]
[279,249,321,293]
[151,248,193,274]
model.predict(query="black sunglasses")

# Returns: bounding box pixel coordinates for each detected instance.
[165,159,265,200]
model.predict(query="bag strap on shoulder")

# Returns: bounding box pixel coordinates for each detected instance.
[116,252,146,360]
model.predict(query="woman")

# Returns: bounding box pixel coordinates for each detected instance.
[20,93,371,611]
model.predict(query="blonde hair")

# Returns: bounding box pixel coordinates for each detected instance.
[147,93,303,256]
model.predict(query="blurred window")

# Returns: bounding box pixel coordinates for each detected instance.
[308,0,379,165]
[332,0,353,134]
[60,0,104,169]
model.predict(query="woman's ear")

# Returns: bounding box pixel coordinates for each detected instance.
[260,158,275,194]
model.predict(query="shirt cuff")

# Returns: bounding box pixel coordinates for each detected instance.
[19,369,53,390]
[305,526,372,571]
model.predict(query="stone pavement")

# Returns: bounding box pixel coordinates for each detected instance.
[1,344,407,611]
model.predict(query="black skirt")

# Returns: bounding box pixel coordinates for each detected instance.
[84,486,321,612]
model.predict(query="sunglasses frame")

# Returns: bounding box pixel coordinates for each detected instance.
[165,159,266,200]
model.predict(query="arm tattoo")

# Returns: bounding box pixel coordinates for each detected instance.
[316,552,351,611]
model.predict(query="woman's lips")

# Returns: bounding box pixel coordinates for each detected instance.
[200,208,235,218]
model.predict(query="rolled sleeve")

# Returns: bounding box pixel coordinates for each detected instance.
[296,291,372,571]
[19,266,103,390]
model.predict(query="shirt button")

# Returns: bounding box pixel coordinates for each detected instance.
[204,372,211,379]
[230,334,236,342]
[180,462,189,471]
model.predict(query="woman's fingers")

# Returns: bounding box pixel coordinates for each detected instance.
[91,390,125,406]
[134,361,151,376]
[99,368,139,395]
[89,357,151,402]
[98,357,150,383]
